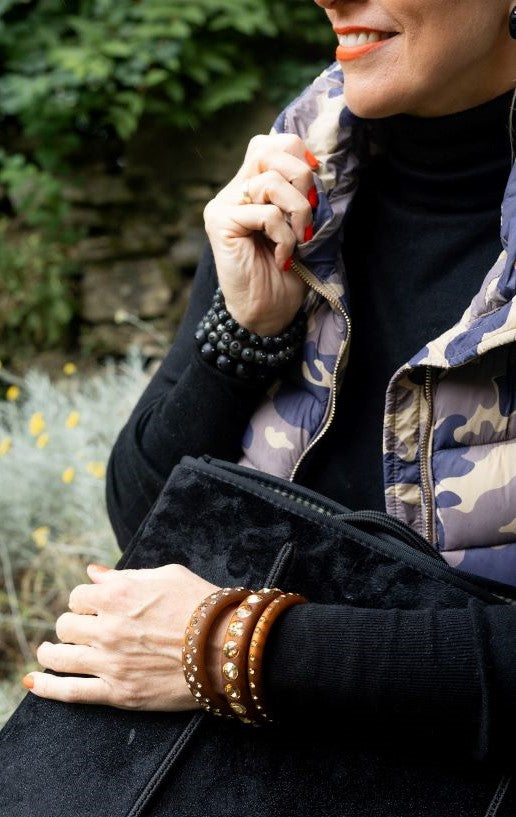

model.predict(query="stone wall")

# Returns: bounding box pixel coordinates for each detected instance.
[66,99,276,361]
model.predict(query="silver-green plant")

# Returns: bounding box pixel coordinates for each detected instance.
[0,350,150,725]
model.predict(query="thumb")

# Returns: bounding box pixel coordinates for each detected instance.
[87,563,115,583]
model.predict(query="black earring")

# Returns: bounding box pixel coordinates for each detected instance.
[510,7,516,39]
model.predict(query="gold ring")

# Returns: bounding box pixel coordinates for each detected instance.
[240,180,253,205]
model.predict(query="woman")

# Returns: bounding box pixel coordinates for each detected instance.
[20,0,516,799]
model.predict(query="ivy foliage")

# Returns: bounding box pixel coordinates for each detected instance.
[0,0,334,167]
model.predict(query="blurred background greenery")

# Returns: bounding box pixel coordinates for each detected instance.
[0,0,334,363]
[0,0,334,723]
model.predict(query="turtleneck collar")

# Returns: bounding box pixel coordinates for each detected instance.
[361,91,514,212]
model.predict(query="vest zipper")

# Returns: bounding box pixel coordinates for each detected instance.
[289,257,351,482]
[420,367,435,543]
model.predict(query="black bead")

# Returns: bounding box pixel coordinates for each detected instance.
[195,329,206,346]
[235,326,250,342]
[216,323,226,334]
[207,331,219,345]
[248,333,261,348]
[217,309,230,322]
[273,335,285,351]
[235,363,251,379]
[225,318,239,333]
[221,332,233,345]
[217,340,229,353]
[216,354,233,373]
[241,347,255,363]
[267,353,280,368]
[229,340,242,359]
[277,350,286,364]
[510,7,516,39]
[284,345,295,361]
[262,336,275,351]
[254,350,267,366]
[200,343,217,362]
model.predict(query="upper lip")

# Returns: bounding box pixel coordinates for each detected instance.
[333,25,397,35]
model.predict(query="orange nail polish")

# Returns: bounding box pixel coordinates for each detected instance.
[308,186,318,209]
[304,224,314,243]
[304,150,319,170]
[22,674,34,690]
[88,563,111,573]
[283,257,293,272]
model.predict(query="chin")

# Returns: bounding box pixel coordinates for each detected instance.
[342,75,412,119]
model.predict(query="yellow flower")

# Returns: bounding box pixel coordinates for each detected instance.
[65,410,80,429]
[63,362,77,376]
[86,461,106,480]
[61,467,76,484]
[0,437,12,457]
[29,412,46,436]
[36,433,49,449]
[114,309,129,324]
[31,526,50,550]
[6,385,20,401]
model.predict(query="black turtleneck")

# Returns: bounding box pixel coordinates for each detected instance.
[297,91,513,510]
[106,92,516,761]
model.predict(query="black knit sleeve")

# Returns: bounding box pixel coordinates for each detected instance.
[105,244,266,550]
[262,599,516,761]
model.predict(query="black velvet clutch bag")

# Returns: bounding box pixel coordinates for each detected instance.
[1,456,514,817]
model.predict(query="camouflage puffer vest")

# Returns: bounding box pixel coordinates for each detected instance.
[239,63,516,587]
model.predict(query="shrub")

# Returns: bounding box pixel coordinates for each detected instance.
[0,353,150,724]
[0,0,334,167]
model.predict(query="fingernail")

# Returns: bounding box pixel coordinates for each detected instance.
[88,563,111,573]
[304,224,314,243]
[283,257,293,272]
[304,150,319,170]
[308,186,318,209]
[22,674,34,690]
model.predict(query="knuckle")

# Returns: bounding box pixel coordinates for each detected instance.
[68,586,83,611]
[63,681,82,704]
[55,612,70,640]
[108,655,127,681]
[279,133,303,153]
[119,680,145,708]
[300,199,312,220]
[247,133,267,154]
[267,206,285,229]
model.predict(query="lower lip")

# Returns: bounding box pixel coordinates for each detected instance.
[336,38,394,62]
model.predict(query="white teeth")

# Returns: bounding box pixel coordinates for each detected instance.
[338,31,392,47]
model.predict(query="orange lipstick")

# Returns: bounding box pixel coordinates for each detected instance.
[334,26,396,62]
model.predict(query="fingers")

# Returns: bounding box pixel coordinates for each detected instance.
[55,611,100,645]
[237,171,313,244]
[208,203,297,270]
[245,150,316,200]
[243,133,318,175]
[36,641,103,676]
[23,670,111,706]
[68,582,104,614]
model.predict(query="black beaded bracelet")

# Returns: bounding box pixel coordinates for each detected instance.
[195,288,307,380]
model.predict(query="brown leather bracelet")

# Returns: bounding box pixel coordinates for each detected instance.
[182,586,250,717]
[221,588,282,724]
[248,592,308,724]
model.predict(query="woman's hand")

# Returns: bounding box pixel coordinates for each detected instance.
[25,563,228,711]
[203,133,319,336]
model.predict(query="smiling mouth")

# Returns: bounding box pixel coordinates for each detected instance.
[335,28,398,61]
